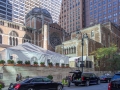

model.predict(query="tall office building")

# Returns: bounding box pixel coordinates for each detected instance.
[0,0,61,25]
[85,0,120,27]
[0,0,12,21]
[59,0,85,33]
[39,0,62,23]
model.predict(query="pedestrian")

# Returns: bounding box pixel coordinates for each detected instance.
[16,74,19,82]
[19,73,22,81]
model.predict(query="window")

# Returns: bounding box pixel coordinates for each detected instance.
[23,34,31,43]
[31,78,43,82]
[9,31,18,46]
[0,28,2,44]
[43,78,51,82]
[91,31,94,37]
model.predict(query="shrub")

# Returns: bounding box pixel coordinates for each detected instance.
[7,60,14,64]
[47,75,53,80]
[25,61,30,65]
[17,60,23,64]
[48,62,53,66]
[55,63,59,66]
[66,64,69,66]
[0,60,5,64]
[25,76,30,78]
[34,61,38,64]
[40,62,45,65]
[61,63,65,66]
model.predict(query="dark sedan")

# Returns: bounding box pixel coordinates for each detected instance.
[100,75,112,83]
[8,76,63,90]
[108,72,120,90]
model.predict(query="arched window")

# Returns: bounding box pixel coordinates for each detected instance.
[74,46,76,53]
[69,47,70,54]
[23,34,31,43]
[71,47,73,54]
[91,31,94,37]
[67,48,68,54]
[9,31,18,46]
[0,28,3,44]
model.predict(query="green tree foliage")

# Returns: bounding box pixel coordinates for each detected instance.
[92,44,119,72]
[107,54,120,73]
[92,45,117,60]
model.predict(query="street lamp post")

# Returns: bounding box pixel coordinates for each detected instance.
[76,30,88,73]
[61,44,64,55]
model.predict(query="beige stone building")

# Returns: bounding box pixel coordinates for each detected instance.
[0,7,70,52]
[55,22,120,71]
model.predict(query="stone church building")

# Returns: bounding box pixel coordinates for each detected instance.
[55,22,120,71]
[0,7,70,52]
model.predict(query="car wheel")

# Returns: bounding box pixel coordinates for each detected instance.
[57,85,62,90]
[97,80,100,85]
[85,81,90,86]
[28,87,34,90]
[74,83,79,86]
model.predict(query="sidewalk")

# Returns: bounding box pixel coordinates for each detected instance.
[2,86,8,90]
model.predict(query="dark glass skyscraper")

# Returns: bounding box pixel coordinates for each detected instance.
[85,0,120,27]
[0,0,12,21]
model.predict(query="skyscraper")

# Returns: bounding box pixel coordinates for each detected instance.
[39,0,62,23]
[0,0,61,25]
[0,0,12,21]
[85,0,120,27]
[59,0,85,33]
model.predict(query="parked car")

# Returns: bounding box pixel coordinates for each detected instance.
[108,72,120,90]
[69,70,100,86]
[100,75,112,83]
[8,76,63,90]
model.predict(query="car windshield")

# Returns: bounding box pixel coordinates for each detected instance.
[82,73,92,77]
[100,75,107,78]
[111,74,120,81]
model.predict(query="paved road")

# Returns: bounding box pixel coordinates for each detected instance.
[64,83,108,90]
[3,83,108,90]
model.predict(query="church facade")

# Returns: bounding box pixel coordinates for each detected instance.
[55,22,120,71]
[0,7,70,52]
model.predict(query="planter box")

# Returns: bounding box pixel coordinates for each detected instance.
[61,66,65,68]
[24,64,31,67]
[40,64,45,67]
[0,64,4,66]
[6,64,14,66]
[55,65,59,68]
[33,64,39,67]
[66,66,69,68]
[48,65,53,68]
[16,64,23,66]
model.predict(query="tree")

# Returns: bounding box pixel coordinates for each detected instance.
[107,54,120,73]
[92,45,117,60]
[91,44,118,72]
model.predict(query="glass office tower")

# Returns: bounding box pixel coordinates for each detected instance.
[0,0,12,21]
[0,0,61,25]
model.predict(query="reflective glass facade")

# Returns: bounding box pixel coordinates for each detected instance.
[0,0,61,25]
[0,0,12,21]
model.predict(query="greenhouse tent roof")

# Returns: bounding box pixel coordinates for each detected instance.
[0,42,69,65]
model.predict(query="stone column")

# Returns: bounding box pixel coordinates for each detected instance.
[43,24,48,50]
